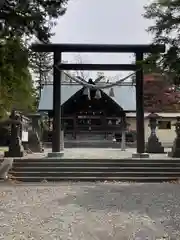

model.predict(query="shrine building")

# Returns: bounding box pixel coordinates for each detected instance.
[38,72,136,141]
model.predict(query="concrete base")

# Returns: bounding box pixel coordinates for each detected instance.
[47,152,64,158]
[132,153,149,158]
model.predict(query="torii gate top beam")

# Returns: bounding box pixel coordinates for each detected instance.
[31,43,165,53]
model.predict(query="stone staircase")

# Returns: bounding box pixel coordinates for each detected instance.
[9,157,180,182]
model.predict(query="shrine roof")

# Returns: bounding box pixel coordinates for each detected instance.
[102,85,136,111]
[38,83,136,112]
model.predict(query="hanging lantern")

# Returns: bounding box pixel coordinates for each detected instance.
[83,87,89,95]
[87,89,91,100]
[94,89,102,99]
[83,87,91,100]
[109,87,115,97]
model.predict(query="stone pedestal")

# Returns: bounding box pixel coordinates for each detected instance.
[4,137,24,157]
[146,135,164,153]
[145,113,164,154]
[168,117,180,157]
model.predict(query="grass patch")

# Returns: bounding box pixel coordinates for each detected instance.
[0,147,8,152]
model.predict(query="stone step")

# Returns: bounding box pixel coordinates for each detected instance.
[9,176,178,182]
[10,157,180,182]
[10,166,180,172]
[12,157,180,163]
[10,171,180,178]
[12,162,180,169]
[12,159,180,163]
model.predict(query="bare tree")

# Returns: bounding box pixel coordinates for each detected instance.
[64,54,125,84]
[106,73,123,82]
[70,54,90,80]
[63,54,105,83]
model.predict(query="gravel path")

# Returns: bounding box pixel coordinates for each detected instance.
[0,182,179,239]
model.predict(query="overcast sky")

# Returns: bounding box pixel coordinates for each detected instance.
[51,0,153,78]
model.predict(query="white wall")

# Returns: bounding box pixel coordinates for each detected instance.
[127,117,177,143]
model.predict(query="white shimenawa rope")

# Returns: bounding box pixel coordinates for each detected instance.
[55,64,137,90]
[54,55,166,90]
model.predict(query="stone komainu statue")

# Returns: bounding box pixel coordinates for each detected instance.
[0,111,22,179]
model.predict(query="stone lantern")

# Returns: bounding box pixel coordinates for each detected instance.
[4,110,24,157]
[146,112,164,153]
[168,117,180,157]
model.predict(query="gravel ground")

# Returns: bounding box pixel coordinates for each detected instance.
[0,182,179,239]
[0,147,172,159]
[17,148,170,159]
[60,148,172,159]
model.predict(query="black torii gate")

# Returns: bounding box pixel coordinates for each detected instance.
[31,43,165,155]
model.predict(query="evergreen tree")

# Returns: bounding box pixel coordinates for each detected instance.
[143,0,180,84]
[0,0,67,42]
[0,37,36,117]
[0,0,68,116]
